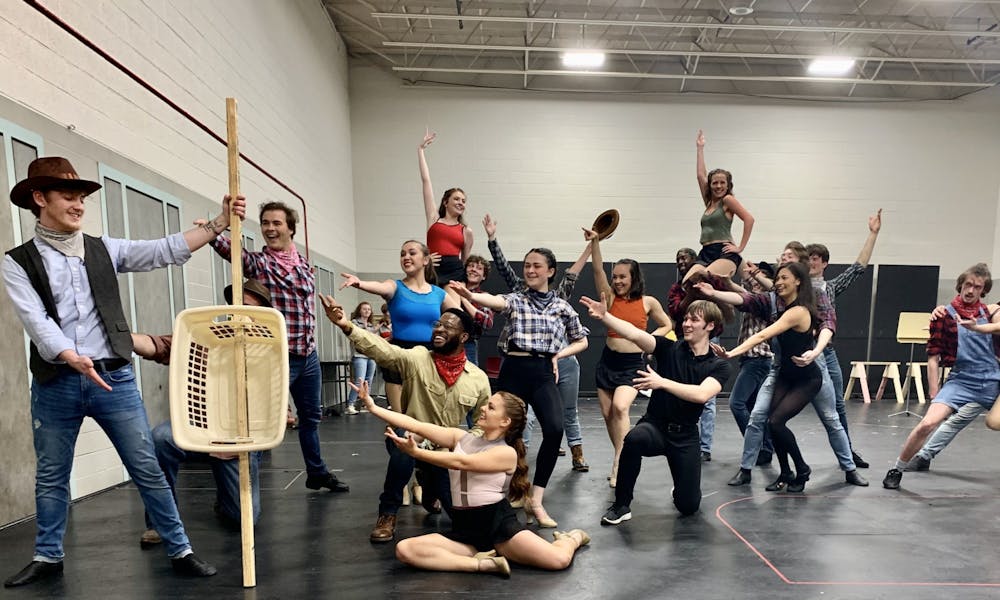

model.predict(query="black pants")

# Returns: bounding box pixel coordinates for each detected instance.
[497,354,563,488]
[769,375,821,475]
[378,427,451,516]
[615,417,701,516]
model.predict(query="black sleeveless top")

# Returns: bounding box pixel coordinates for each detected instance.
[776,304,821,382]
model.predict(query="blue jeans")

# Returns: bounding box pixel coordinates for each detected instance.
[347,355,377,408]
[289,351,327,476]
[729,356,774,455]
[31,365,191,560]
[147,422,262,527]
[740,359,855,471]
[699,397,716,453]
[523,356,582,447]
[917,402,987,460]
[377,428,451,516]
[823,346,851,441]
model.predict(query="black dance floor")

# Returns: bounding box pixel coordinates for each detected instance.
[1,396,998,599]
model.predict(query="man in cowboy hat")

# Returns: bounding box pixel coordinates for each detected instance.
[2,157,245,587]
[131,279,271,547]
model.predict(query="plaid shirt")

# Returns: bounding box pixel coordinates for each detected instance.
[926,299,1000,366]
[498,292,589,355]
[466,285,494,338]
[738,288,836,334]
[812,262,866,313]
[737,276,774,359]
[211,236,315,356]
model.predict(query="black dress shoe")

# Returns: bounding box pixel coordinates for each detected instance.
[765,472,794,492]
[882,468,902,490]
[4,560,63,587]
[700,451,712,462]
[171,554,217,577]
[845,469,869,487]
[786,467,811,493]
[851,451,870,469]
[727,469,752,486]
[305,472,350,493]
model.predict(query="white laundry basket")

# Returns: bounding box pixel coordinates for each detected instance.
[169,305,289,453]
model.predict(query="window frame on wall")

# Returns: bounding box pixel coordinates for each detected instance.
[312,259,350,362]
[0,117,45,377]
[210,222,257,306]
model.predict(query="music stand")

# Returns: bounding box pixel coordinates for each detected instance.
[891,312,931,418]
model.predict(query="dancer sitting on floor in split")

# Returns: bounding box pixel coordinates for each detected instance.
[450,245,589,530]
[882,263,1000,490]
[682,129,754,283]
[712,262,823,493]
[579,296,730,524]
[354,380,590,577]
[585,227,673,488]
[321,296,488,543]
[419,129,473,286]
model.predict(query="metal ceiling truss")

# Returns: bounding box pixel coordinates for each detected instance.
[324,0,1000,99]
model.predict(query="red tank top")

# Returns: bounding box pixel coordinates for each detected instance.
[427,221,465,256]
[608,296,647,338]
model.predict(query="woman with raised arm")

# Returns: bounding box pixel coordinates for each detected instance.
[420,129,473,285]
[700,262,822,493]
[355,381,590,577]
[586,228,673,487]
[483,213,593,473]
[682,129,755,283]
[340,240,458,412]
[449,247,589,529]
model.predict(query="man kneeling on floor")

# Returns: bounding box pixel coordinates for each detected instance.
[580,296,731,524]
[132,279,270,547]
[321,295,490,543]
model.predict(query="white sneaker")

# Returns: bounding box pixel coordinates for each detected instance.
[345,406,359,415]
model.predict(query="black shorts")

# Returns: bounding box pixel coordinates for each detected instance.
[381,339,431,385]
[697,242,742,268]
[435,255,466,286]
[595,346,646,391]
[445,499,525,552]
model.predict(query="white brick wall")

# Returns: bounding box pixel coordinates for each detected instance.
[1,0,354,502]
[350,65,1000,301]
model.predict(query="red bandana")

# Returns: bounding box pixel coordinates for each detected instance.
[433,350,467,387]
[950,296,986,320]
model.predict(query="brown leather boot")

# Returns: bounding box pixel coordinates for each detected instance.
[570,445,589,472]
[370,514,397,543]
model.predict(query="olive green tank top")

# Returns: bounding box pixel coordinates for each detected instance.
[699,202,733,244]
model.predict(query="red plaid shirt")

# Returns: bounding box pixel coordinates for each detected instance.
[211,236,315,356]
[927,299,1000,367]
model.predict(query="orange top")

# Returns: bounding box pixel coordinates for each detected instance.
[427,221,465,256]
[608,296,647,338]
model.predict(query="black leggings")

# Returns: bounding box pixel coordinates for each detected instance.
[496,355,563,488]
[768,374,821,475]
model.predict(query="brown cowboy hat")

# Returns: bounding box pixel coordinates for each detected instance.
[224,279,273,308]
[10,157,102,210]
[592,209,621,241]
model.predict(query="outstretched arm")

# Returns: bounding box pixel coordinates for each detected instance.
[586,228,613,306]
[183,194,246,252]
[855,208,882,267]
[355,382,464,449]
[696,130,708,200]
[692,281,745,306]
[723,306,808,359]
[340,273,397,299]
[419,128,438,229]
[450,281,508,311]
[581,294,656,353]
[633,366,722,405]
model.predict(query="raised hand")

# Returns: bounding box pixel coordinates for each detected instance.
[420,127,436,150]
[696,129,705,147]
[483,214,497,239]
[582,227,598,242]
[869,208,882,234]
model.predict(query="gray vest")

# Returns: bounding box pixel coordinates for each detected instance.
[6,235,133,383]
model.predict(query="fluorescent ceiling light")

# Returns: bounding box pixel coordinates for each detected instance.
[562,51,605,68]
[807,57,856,76]
[729,6,754,16]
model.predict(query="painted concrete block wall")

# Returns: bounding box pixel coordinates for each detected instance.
[349,66,1000,302]
[0,0,355,267]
